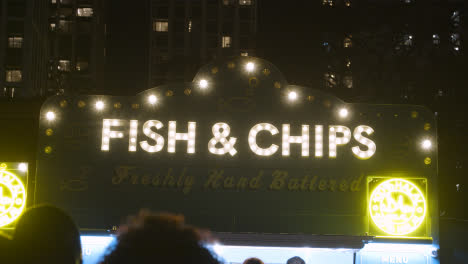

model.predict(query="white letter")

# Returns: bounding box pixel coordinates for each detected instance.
[129,120,138,152]
[208,123,237,156]
[140,120,165,153]
[329,125,351,158]
[101,119,125,151]
[352,125,376,160]
[168,121,196,153]
[248,123,279,156]
[315,125,323,157]
[282,124,309,156]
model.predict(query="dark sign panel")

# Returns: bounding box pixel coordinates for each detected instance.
[35,57,437,238]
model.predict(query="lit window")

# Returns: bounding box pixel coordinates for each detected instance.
[432,34,440,45]
[343,35,352,48]
[404,34,414,46]
[6,70,22,82]
[450,33,461,52]
[77,7,93,17]
[451,11,460,27]
[223,0,234,5]
[322,0,334,6]
[58,60,71,72]
[76,61,89,71]
[324,72,337,89]
[2,87,15,98]
[58,20,72,32]
[241,52,248,56]
[344,0,351,6]
[51,0,56,3]
[322,42,331,52]
[50,23,56,31]
[8,36,23,48]
[187,20,192,32]
[239,0,252,5]
[222,36,231,48]
[343,75,353,89]
[153,20,168,32]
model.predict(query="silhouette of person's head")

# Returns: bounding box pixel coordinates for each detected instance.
[100,210,220,264]
[243,257,265,264]
[287,256,305,264]
[13,205,82,264]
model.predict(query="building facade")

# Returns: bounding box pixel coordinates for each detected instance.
[149,0,257,87]
[0,0,48,98]
[0,0,106,99]
[47,0,106,95]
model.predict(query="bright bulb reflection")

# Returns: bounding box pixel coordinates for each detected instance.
[422,139,432,150]
[339,108,349,118]
[18,163,27,172]
[246,62,255,72]
[148,95,158,105]
[95,101,105,110]
[46,111,56,121]
[288,91,298,101]
[199,79,208,89]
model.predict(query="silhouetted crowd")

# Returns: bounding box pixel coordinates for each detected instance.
[0,205,307,264]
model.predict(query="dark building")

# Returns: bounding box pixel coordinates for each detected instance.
[48,0,107,95]
[0,0,48,98]
[148,0,258,87]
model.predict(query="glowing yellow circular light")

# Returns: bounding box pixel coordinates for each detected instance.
[59,100,67,108]
[287,91,298,101]
[17,163,27,172]
[421,139,432,150]
[199,79,208,89]
[44,146,52,154]
[148,95,158,105]
[245,62,255,72]
[95,101,105,110]
[45,111,56,121]
[339,108,349,118]
[45,128,54,136]
[0,170,26,227]
[78,101,86,108]
[424,157,432,165]
[369,178,426,236]
[424,123,431,131]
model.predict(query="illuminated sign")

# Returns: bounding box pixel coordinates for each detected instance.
[369,178,426,236]
[35,56,437,237]
[0,163,27,227]
[101,119,377,159]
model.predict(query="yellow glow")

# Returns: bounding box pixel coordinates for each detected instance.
[45,111,56,121]
[95,101,105,110]
[148,95,158,105]
[338,108,348,118]
[421,139,432,150]
[0,169,26,227]
[17,163,27,172]
[287,91,298,101]
[424,157,431,165]
[199,79,208,89]
[245,62,255,72]
[370,178,426,236]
